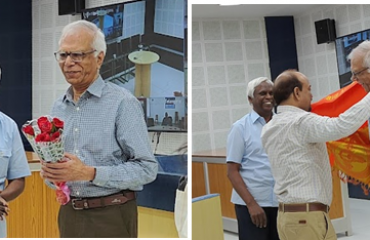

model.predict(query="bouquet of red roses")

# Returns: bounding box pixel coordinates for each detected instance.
[22,116,70,205]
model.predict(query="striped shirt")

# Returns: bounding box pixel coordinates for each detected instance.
[51,76,158,198]
[261,93,370,206]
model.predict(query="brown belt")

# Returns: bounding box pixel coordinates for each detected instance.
[279,202,329,213]
[71,191,136,210]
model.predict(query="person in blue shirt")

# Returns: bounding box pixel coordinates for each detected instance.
[226,77,279,240]
[0,102,31,237]
[40,20,157,238]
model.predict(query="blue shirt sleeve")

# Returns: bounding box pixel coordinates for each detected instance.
[226,123,245,164]
[93,96,158,189]
[7,121,31,180]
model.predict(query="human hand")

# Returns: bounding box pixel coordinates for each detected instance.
[247,202,267,228]
[41,152,94,182]
[0,197,9,221]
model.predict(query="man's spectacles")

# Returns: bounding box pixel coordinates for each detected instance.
[351,67,369,80]
[54,49,96,62]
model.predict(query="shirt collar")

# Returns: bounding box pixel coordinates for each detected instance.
[62,75,104,102]
[277,105,307,114]
[250,110,261,123]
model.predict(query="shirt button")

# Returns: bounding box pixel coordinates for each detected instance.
[75,128,78,132]
[76,107,80,111]
[75,149,79,154]
[76,191,79,196]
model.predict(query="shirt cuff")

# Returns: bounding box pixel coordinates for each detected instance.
[92,166,108,187]
[45,179,57,189]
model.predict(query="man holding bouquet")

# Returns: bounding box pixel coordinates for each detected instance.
[40,20,158,238]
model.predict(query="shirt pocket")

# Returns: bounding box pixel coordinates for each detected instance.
[0,149,11,181]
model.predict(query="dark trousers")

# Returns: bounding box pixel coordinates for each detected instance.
[235,204,279,240]
[58,198,138,238]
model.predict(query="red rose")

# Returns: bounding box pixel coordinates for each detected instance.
[23,125,35,136]
[50,131,60,141]
[35,132,48,142]
[37,116,48,128]
[52,118,64,129]
[38,117,53,133]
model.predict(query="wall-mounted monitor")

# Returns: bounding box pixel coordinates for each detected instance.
[58,0,85,16]
[335,29,370,88]
[81,2,124,41]
[81,0,187,132]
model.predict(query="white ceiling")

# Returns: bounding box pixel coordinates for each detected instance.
[192,4,324,19]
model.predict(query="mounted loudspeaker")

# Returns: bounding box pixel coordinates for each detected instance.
[314,18,336,44]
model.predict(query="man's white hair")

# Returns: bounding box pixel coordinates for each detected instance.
[246,77,273,101]
[348,40,370,71]
[59,20,107,56]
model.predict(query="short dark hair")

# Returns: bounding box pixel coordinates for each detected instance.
[274,70,303,106]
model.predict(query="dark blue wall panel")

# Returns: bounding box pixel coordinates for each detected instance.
[0,1,32,150]
[265,16,298,81]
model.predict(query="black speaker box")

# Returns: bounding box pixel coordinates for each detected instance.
[58,0,85,16]
[315,19,336,44]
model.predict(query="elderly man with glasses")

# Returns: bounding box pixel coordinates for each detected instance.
[40,20,158,238]
[348,40,370,93]
[348,40,370,140]
[0,66,31,237]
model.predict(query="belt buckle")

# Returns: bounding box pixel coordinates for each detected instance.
[72,198,84,210]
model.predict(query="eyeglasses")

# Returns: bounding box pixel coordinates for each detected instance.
[351,67,369,80]
[54,49,96,62]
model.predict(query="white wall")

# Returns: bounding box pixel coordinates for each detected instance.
[192,4,370,153]
[32,0,187,154]
[192,16,270,152]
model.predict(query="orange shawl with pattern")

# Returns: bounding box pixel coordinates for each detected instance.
[311,82,370,194]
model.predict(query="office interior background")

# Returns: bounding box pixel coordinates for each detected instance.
[192,4,370,152]
[2,1,370,239]
[192,3,370,240]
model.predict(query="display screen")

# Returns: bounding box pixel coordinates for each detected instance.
[335,29,370,88]
[82,3,124,40]
[81,0,187,132]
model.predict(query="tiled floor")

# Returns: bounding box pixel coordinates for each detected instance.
[224,198,370,240]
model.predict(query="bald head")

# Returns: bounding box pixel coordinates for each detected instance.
[274,69,312,111]
[274,70,303,105]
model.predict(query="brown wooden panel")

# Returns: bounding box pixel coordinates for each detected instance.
[329,168,344,219]
[207,163,236,218]
[192,162,206,198]
[43,184,60,238]
[7,172,47,237]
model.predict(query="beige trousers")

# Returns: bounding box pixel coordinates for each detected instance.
[277,210,337,240]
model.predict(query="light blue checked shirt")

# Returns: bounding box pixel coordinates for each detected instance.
[0,112,31,237]
[227,110,278,207]
[51,76,158,198]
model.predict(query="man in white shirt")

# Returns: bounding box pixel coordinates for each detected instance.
[261,69,370,240]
